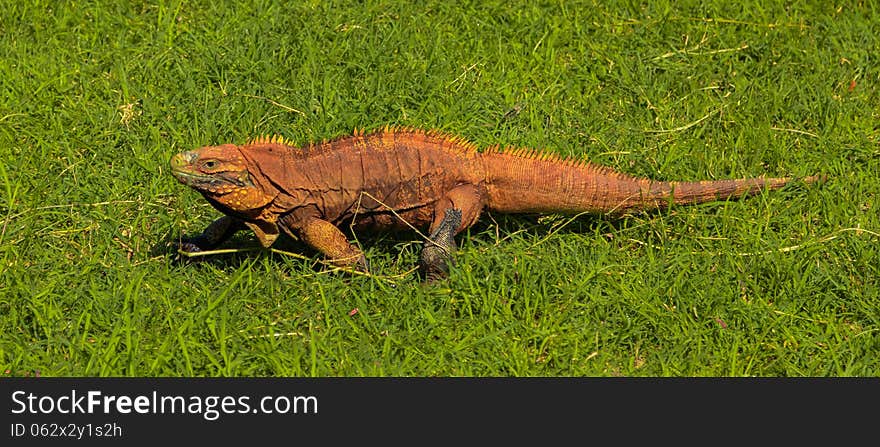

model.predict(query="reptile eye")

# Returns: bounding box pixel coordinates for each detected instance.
[202,160,218,170]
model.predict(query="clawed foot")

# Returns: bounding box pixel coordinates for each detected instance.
[348,254,371,275]
[420,246,449,281]
[174,237,209,263]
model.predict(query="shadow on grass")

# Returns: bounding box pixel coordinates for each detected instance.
[152,209,659,274]
[471,210,649,240]
[149,229,309,269]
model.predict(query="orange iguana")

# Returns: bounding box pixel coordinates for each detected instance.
[170,127,821,280]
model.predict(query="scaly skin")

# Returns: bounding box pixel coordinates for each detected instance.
[170,127,821,280]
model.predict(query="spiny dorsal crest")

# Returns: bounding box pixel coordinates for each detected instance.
[333,126,481,154]
[485,144,625,177]
[244,128,615,176]
[248,134,289,145]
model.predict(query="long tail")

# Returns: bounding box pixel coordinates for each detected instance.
[482,149,822,215]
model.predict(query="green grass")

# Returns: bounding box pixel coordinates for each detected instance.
[1,0,878,376]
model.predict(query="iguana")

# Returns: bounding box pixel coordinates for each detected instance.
[170,127,820,281]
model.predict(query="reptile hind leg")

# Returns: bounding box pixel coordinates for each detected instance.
[419,184,485,281]
[420,208,462,281]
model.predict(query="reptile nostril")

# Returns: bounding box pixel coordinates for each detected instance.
[170,153,186,169]
[170,152,196,169]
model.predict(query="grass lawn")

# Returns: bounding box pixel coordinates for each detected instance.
[0,0,878,376]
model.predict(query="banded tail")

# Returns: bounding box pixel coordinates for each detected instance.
[482,149,822,214]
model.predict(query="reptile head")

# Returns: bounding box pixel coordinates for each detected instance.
[170,144,275,212]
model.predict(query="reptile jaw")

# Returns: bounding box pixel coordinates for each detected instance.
[171,169,213,185]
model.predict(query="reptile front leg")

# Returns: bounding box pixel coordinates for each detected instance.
[280,214,369,272]
[178,215,246,253]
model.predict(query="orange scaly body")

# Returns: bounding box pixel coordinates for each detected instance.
[170,127,820,280]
